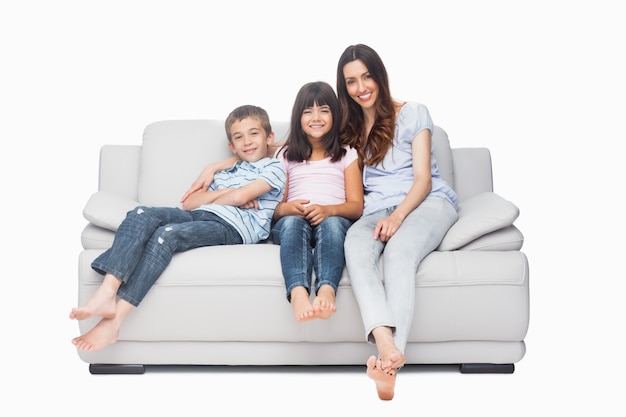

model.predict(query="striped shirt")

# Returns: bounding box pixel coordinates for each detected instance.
[196,157,286,243]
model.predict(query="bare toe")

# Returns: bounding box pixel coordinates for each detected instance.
[366,355,396,400]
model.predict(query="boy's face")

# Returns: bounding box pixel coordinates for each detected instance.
[227,117,274,162]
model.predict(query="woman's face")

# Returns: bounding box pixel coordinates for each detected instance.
[342,59,378,111]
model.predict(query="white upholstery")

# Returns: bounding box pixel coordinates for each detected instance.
[76,120,529,372]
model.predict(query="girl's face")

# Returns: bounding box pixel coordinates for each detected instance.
[301,103,332,142]
[343,59,378,111]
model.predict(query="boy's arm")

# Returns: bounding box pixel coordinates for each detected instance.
[181,143,283,203]
[211,178,273,207]
[180,155,240,203]
[181,188,233,210]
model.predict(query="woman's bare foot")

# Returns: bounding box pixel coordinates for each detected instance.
[290,287,316,322]
[69,275,121,320]
[366,355,396,400]
[72,317,121,352]
[313,285,336,320]
[372,327,406,372]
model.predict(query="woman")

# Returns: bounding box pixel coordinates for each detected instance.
[337,44,459,400]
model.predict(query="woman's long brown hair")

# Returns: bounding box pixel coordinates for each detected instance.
[336,44,397,168]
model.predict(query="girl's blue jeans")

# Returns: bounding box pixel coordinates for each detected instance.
[91,206,242,306]
[271,215,353,302]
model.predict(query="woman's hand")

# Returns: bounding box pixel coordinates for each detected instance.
[373,213,403,242]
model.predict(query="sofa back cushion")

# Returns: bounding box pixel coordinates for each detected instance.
[136,120,454,207]
[431,126,455,191]
[137,120,290,207]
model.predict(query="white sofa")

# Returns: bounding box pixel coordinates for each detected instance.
[76,119,529,374]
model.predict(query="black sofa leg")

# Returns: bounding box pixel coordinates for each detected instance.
[459,363,515,374]
[89,364,145,375]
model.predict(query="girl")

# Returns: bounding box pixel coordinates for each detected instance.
[271,81,363,322]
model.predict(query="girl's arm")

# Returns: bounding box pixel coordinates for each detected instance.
[302,159,364,226]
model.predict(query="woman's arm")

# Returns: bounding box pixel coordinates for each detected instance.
[374,129,432,241]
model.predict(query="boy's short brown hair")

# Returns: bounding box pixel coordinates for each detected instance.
[225,105,272,143]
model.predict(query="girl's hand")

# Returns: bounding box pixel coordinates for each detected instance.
[303,204,331,226]
[276,200,310,218]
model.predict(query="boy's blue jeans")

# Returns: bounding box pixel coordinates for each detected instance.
[271,215,353,302]
[91,206,242,307]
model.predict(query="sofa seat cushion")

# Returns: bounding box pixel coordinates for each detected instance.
[410,250,529,342]
[78,247,529,345]
[457,225,524,251]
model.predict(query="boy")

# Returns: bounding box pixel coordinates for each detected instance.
[70,105,286,352]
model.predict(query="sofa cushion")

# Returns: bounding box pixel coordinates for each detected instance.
[431,126,454,189]
[137,120,291,208]
[438,192,519,251]
[83,190,139,231]
[457,225,524,251]
[138,120,233,207]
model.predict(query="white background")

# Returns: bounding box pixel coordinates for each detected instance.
[2,0,624,414]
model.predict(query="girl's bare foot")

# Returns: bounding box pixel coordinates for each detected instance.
[366,355,396,400]
[290,287,316,322]
[69,274,121,320]
[72,317,120,352]
[313,285,336,320]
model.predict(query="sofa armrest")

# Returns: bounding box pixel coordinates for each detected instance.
[438,192,520,251]
[83,190,140,231]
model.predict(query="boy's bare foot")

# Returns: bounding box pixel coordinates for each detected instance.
[69,288,117,320]
[312,285,336,320]
[366,355,396,400]
[290,287,316,322]
[72,317,121,352]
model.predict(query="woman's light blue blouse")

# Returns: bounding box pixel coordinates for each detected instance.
[362,102,458,216]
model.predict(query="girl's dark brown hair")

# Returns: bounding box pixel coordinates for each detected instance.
[336,44,396,167]
[278,81,345,163]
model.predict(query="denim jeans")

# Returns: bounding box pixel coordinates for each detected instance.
[344,196,458,352]
[91,206,243,306]
[271,215,353,302]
